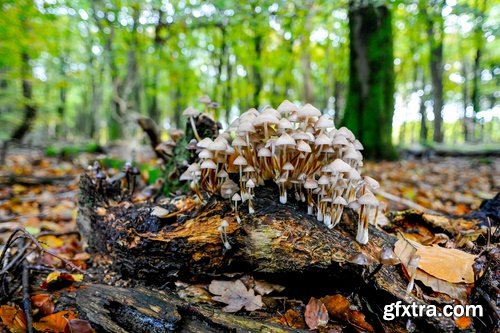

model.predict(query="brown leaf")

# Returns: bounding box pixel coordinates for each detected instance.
[64,319,94,333]
[321,294,350,320]
[208,279,263,312]
[304,297,329,330]
[348,310,374,332]
[31,294,55,316]
[41,272,84,290]
[281,309,306,329]
[0,305,27,333]
[455,316,473,330]
[33,311,77,333]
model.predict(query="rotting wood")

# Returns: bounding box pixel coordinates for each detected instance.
[76,174,484,332]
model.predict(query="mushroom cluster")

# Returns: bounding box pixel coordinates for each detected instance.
[180,100,380,244]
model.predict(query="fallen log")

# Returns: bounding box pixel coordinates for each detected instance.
[76,174,478,332]
[60,283,310,333]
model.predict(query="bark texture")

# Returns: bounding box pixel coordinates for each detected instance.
[76,175,474,332]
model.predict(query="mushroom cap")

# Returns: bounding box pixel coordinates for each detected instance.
[277,100,299,114]
[315,133,331,146]
[348,200,360,210]
[379,246,401,265]
[208,140,227,151]
[233,155,248,166]
[303,178,318,189]
[315,115,334,129]
[363,176,380,189]
[333,196,348,205]
[258,147,272,157]
[348,169,361,181]
[344,148,361,160]
[220,219,229,228]
[298,103,321,118]
[187,163,200,172]
[200,159,217,169]
[253,113,280,126]
[246,179,255,188]
[183,106,199,117]
[353,139,364,150]
[330,159,352,173]
[358,192,378,206]
[292,131,314,142]
[282,162,295,171]
[199,95,211,104]
[297,141,312,153]
[332,134,349,146]
[232,136,247,147]
[197,137,213,149]
[408,255,421,268]
[278,118,293,129]
[198,149,213,159]
[275,133,296,146]
[237,121,255,133]
[318,175,330,185]
[217,170,229,178]
[180,170,193,181]
[232,193,241,201]
[349,253,376,266]
[261,107,281,119]
[338,127,355,141]
[243,165,255,172]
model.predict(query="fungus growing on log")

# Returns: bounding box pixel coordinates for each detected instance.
[183,101,380,244]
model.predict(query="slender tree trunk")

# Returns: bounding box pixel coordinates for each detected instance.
[11,52,37,141]
[301,9,314,104]
[333,81,343,126]
[343,2,396,159]
[425,1,445,143]
[461,60,471,142]
[471,0,486,142]
[56,56,67,138]
[252,33,263,107]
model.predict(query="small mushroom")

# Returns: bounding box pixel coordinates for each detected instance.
[183,107,201,141]
[218,219,231,250]
[406,254,421,294]
[232,193,242,223]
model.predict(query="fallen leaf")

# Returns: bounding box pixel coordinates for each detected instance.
[281,308,306,329]
[33,310,77,333]
[455,316,472,330]
[395,235,477,300]
[39,235,65,249]
[208,279,263,312]
[304,297,329,330]
[64,319,94,333]
[42,272,84,290]
[31,294,56,316]
[0,305,27,333]
[322,295,374,332]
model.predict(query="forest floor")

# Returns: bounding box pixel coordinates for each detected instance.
[0,148,498,332]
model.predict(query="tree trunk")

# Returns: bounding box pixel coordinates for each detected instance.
[252,33,263,108]
[10,52,37,141]
[425,1,445,143]
[343,3,395,159]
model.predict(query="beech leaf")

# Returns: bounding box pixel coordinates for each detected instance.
[208,279,263,312]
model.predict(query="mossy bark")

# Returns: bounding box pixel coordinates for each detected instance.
[343,3,396,160]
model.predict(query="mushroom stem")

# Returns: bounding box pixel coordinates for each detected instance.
[189,116,202,141]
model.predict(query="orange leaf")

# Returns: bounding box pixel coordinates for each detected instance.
[348,310,374,332]
[0,305,27,333]
[33,311,77,333]
[64,319,95,333]
[304,297,329,330]
[31,294,55,316]
[281,309,306,329]
[455,316,472,330]
[321,294,350,320]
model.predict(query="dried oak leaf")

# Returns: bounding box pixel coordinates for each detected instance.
[33,310,77,333]
[208,279,263,312]
[41,272,84,290]
[322,295,374,332]
[304,297,329,330]
[0,305,27,333]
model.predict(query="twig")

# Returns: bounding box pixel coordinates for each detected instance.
[22,263,33,333]
[374,190,439,215]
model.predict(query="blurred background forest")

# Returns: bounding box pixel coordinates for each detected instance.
[0,0,498,158]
